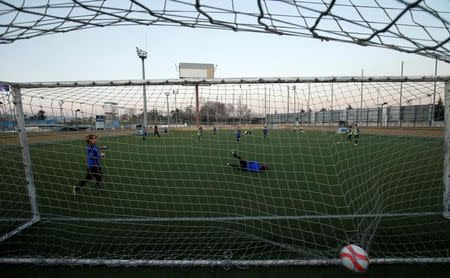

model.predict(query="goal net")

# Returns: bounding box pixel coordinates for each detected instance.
[1,1,449,63]
[1,76,450,266]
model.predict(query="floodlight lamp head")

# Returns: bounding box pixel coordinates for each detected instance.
[136,47,148,59]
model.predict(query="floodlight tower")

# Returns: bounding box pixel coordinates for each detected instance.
[136,47,148,131]
[173,90,179,126]
[165,92,170,128]
[75,109,81,129]
[58,100,64,123]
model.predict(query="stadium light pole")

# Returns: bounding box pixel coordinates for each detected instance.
[136,47,148,131]
[287,85,290,124]
[307,83,311,126]
[427,93,433,126]
[399,61,404,127]
[173,90,179,126]
[75,109,80,129]
[430,58,438,127]
[380,102,388,127]
[358,69,364,125]
[264,87,267,126]
[330,82,334,126]
[292,85,296,123]
[58,100,64,123]
[165,92,170,128]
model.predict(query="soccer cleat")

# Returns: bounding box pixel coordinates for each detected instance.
[73,186,79,195]
[230,149,236,155]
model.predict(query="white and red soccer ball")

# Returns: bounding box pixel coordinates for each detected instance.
[340,244,369,272]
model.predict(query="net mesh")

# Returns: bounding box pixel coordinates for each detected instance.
[0,0,449,62]
[0,78,449,263]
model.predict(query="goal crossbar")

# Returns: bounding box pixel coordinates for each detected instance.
[2,75,450,88]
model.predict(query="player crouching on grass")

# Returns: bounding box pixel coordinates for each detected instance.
[74,134,106,194]
[226,150,269,172]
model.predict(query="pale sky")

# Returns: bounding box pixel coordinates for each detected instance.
[1,21,449,119]
[1,24,450,83]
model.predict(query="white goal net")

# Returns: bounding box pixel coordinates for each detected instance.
[0,76,450,266]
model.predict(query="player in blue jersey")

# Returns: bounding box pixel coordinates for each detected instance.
[142,126,147,141]
[236,129,241,142]
[226,150,269,172]
[74,134,105,194]
[263,126,269,139]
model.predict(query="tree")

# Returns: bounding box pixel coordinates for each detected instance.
[183,105,195,124]
[236,104,252,123]
[225,104,235,119]
[434,97,444,121]
[200,101,227,123]
[120,114,130,121]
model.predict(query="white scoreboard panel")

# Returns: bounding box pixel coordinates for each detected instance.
[179,63,214,79]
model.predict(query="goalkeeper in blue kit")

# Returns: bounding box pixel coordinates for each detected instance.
[227,150,269,172]
[74,134,106,194]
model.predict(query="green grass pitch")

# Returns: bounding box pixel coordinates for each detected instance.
[1,129,450,261]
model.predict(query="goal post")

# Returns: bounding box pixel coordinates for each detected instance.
[444,80,450,219]
[1,76,450,266]
[0,86,39,243]
[11,86,40,221]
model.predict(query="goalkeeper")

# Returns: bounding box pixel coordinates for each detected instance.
[226,150,269,172]
[74,134,106,194]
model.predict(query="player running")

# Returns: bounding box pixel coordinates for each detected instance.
[74,134,105,194]
[346,125,352,144]
[226,150,269,172]
[263,126,269,139]
[154,125,160,137]
[236,129,242,142]
[353,124,360,145]
[142,126,147,141]
[197,126,203,142]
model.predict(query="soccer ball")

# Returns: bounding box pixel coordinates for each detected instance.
[340,244,369,272]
